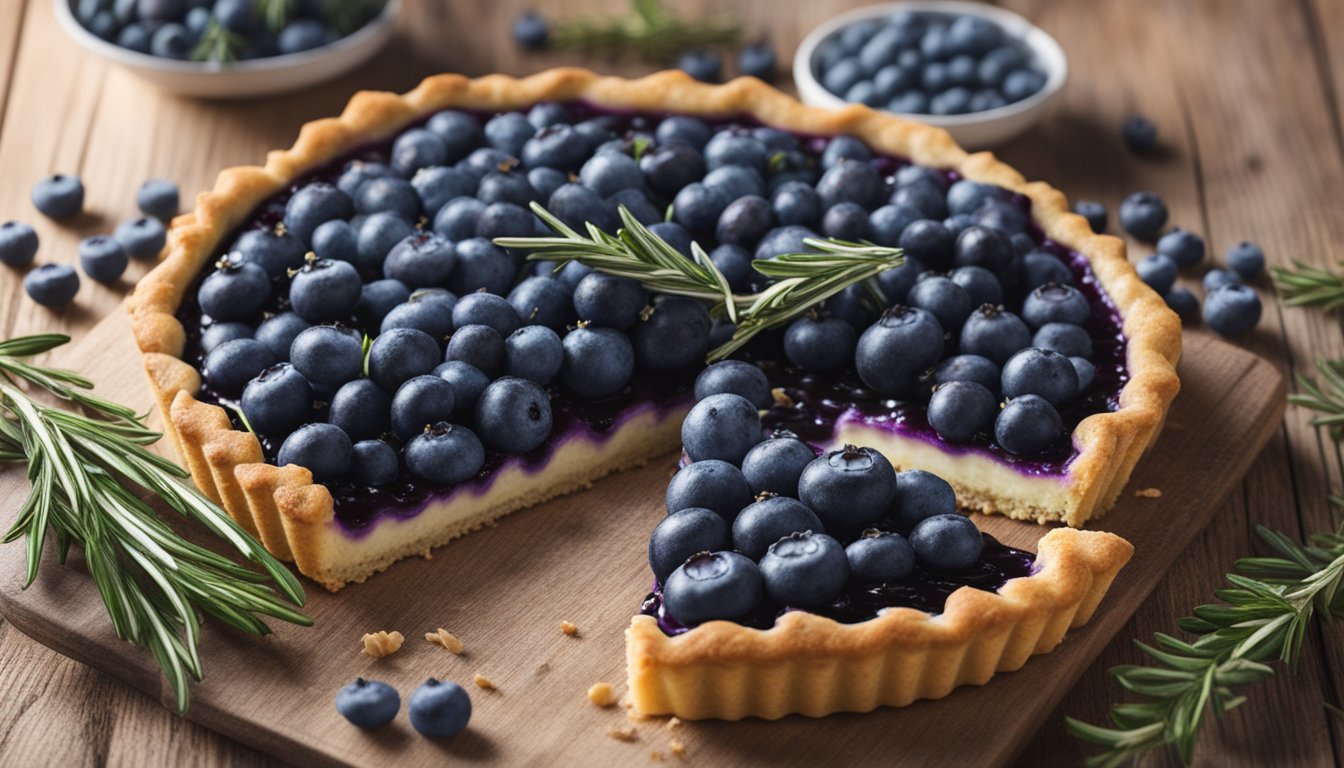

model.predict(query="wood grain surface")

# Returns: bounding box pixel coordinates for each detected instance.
[0,0,1340,765]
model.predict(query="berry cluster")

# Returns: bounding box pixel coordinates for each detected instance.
[813,12,1048,116]
[72,0,386,62]
[8,175,179,308]
[336,677,470,737]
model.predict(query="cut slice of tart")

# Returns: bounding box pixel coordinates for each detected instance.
[128,68,1179,591]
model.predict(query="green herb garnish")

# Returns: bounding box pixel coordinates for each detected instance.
[1271,260,1344,309]
[494,203,903,361]
[547,0,740,60]
[0,334,309,713]
[190,19,245,64]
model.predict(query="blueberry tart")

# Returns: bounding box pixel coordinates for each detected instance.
[129,70,1178,595]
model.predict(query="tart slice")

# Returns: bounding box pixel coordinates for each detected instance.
[128,69,1178,590]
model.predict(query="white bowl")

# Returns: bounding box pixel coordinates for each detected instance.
[793,1,1067,149]
[53,0,401,99]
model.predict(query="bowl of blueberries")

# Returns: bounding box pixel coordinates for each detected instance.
[54,0,401,99]
[794,2,1066,148]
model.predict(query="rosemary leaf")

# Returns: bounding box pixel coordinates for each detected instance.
[547,0,740,60]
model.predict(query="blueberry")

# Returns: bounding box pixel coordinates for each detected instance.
[816,160,883,210]
[973,199,1030,236]
[117,23,152,53]
[32,175,84,220]
[232,226,307,278]
[1074,201,1107,233]
[820,201,870,241]
[676,49,722,82]
[405,423,485,485]
[716,194,774,246]
[577,152,641,199]
[329,378,392,442]
[336,678,400,729]
[213,0,256,33]
[203,338,276,396]
[821,57,865,96]
[135,178,179,222]
[995,394,1063,455]
[337,160,393,198]
[1135,253,1178,295]
[1023,250,1075,291]
[639,143,706,199]
[704,165,767,203]
[107,217,164,262]
[1002,347,1079,405]
[425,111,484,163]
[921,61,951,93]
[435,361,490,419]
[1122,115,1158,153]
[504,325,563,385]
[445,324,506,378]
[949,265,1004,306]
[151,22,191,58]
[368,328,440,392]
[1033,322,1093,358]
[278,423,352,483]
[507,276,575,333]
[855,306,945,397]
[648,508,731,584]
[886,469,958,531]
[799,445,896,530]
[484,113,535,157]
[825,283,883,331]
[283,183,353,244]
[759,531,848,607]
[820,136,871,170]
[381,288,457,341]
[200,322,253,354]
[864,204,916,248]
[1156,228,1205,268]
[907,275,973,333]
[930,87,974,116]
[527,102,570,130]
[928,380,998,444]
[453,291,520,336]
[956,304,1028,364]
[953,224,1014,275]
[428,198,482,242]
[857,26,904,73]
[846,530,916,583]
[682,393,761,466]
[754,224,819,261]
[910,514,983,571]
[239,363,311,437]
[521,125,588,173]
[929,354,1001,395]
[1118,191,1168,241]
[655,116,712,150]
[276,18,327,54]
[512,11,548,49]
[665,459,753,522]
[782,314,856,373]
[738,43,777,81]
[945,15,1001,55]
[1164,287,1200,324]
[1002,69,1046,102]
[607,189,661,226]
[875,255,926,304]
[1071,356,1096,392]
[977,46,1025,87]
[1022,282,1091,329]
[198,257,270,321]
[353,176,421,220]
[475,377,552,454]
[709,245,752,293]
[0,222,38,268]
[477,168,539,207]
[898,219,955,270]
[289,325,363,395]
[844,80,881,107]
[731,496,825,561]
[633,296,711,373]
[350,440,399,488]
[289,257,362,323]
[670,183,728,235]
[1227,241,1265,280]
[547,183,618,233]
[688,362,766,412]
[408,678,472,739]
[886,91,930,114]
[740,432,815,498]
[390,375,457,443]
[664,551,763,625]
[353,279,410,330]
[458,147,518,181]
[527,167,568,202]
[449,238,515,296]
[1203,283,1261,337]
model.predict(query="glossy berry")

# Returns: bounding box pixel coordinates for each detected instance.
[355,279,411,330]
[240,363,312,437]
[995,394,1063,455]
[1122,115,1157,153]
[740,432,814,498]
[328,378,392,442]
[405,423,485,485]
[435,361,491,420]
[336,678,400,729]
[693,360,771,409]
[1023,251,1074,291]
[200,322,252,354]
[31,175,84,220]
[928,380,998,444]
[382,288,457,341]
[78,236,129,283]
[560,325,634,399]
[392,375,457,443]
[24,263,81,307]
[759,531,849,608]
[799,445,897,530]
[665,459,753,522]
[648,508,731,584]
[898,219,955,270]
[731,495,825,561]
[278,423,352,483]
[572,273,645,331]
[289,257,362,323]
[1164,287,1200,325]
[508,276,574,332]
[408,678,472,739]
[384,232,456,290]
[289,325,363,395]
[959,305,1031,364]
[114,217,167,260]
[367,328,440,392]
[1135,253,1178,294]
[1032,322,1093,358]
[1203,283,1261,338]
[203,338,276,396]
[137,179,179,221]
[887,469,958,531]
[1001,347,1079,405]
[1117,191,1168,241]
[1203,268,1240,294]
[681,393,762,466]
[909,514,983,571]
[1153,228,1203,268]
[233,226,307,278]
[846,530,916,583]
[198,258,270,321]
[475,377,552,454]
[855,306,944,397]
[632,297,711,373]
[783,315,857,373]
[1226,241,1265,280]
[445,324,506,379]
[1074,201,1107,233]
[663,551,764,625]
[0,221,38,267]
[929,354,1001,395]
[504,325,563,385]
[283,182,353,244]
[1022,282,1091,329]
[950,265,1004,307]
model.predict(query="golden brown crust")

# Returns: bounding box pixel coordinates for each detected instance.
[626,528,1133,719]
[128,68,1177,586]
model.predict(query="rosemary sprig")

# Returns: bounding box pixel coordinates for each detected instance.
[494,203,903,361]
[547,0,740,60]
[1287,358,1344,440]
[1068,520,1344,767]
[190,20,244,64]
[1271,260,1344,309]
[0,334,309,713]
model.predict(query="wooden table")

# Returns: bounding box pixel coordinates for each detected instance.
[0,0,1340,765]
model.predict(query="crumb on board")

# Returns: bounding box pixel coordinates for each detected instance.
[1135,487,1162,498]
[667,717,682,730]
[473,673,496,690]
[588,682,616,707]
[649,750,664,762]
[607,726,639,742]
[670,739,686,757]
[361,631,404,658]
[561,620,579,636]
[425,627,465,654]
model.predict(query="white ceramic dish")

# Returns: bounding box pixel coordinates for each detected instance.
[793,1,1067,149]
[53,0,401,99]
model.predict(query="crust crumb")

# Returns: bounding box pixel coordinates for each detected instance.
[771,387,794,407]
[649,750,665,761]
[425,627,465,654]
[667,717,682,730]
[361,630,404,657]
[1135,487,1162,498]
[607,726,639,742]
[561,620,579,636]
[588,682,616,707]
[669,739,686,757]
[473,673,496,690]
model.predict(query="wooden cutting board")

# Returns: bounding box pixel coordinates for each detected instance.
[0,308,1285,767]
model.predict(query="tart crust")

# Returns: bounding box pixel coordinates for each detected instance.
[128,68,1179,590]
[627,528,1133,719]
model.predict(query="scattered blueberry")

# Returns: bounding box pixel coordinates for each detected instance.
[137,178,179,221]
[1226,241,1265,280]
[512,11,549,50]
[1136,253,1178,294]
[1203,283,1261,338]
[0,222,38,267]
[1164,287,1200,324]
[408,678,472,739]
[336,678,400,729]
[1118,191,1168,241]
[1156,228,1205,268]
[114,217,167,260]
[1073,201,1107,234]
[1122,115,1157,154]
[32,175,84,220]
[78,236,129,283]
[738,43,777,81]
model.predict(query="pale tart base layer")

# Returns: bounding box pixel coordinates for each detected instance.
[627,528,1132,720]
